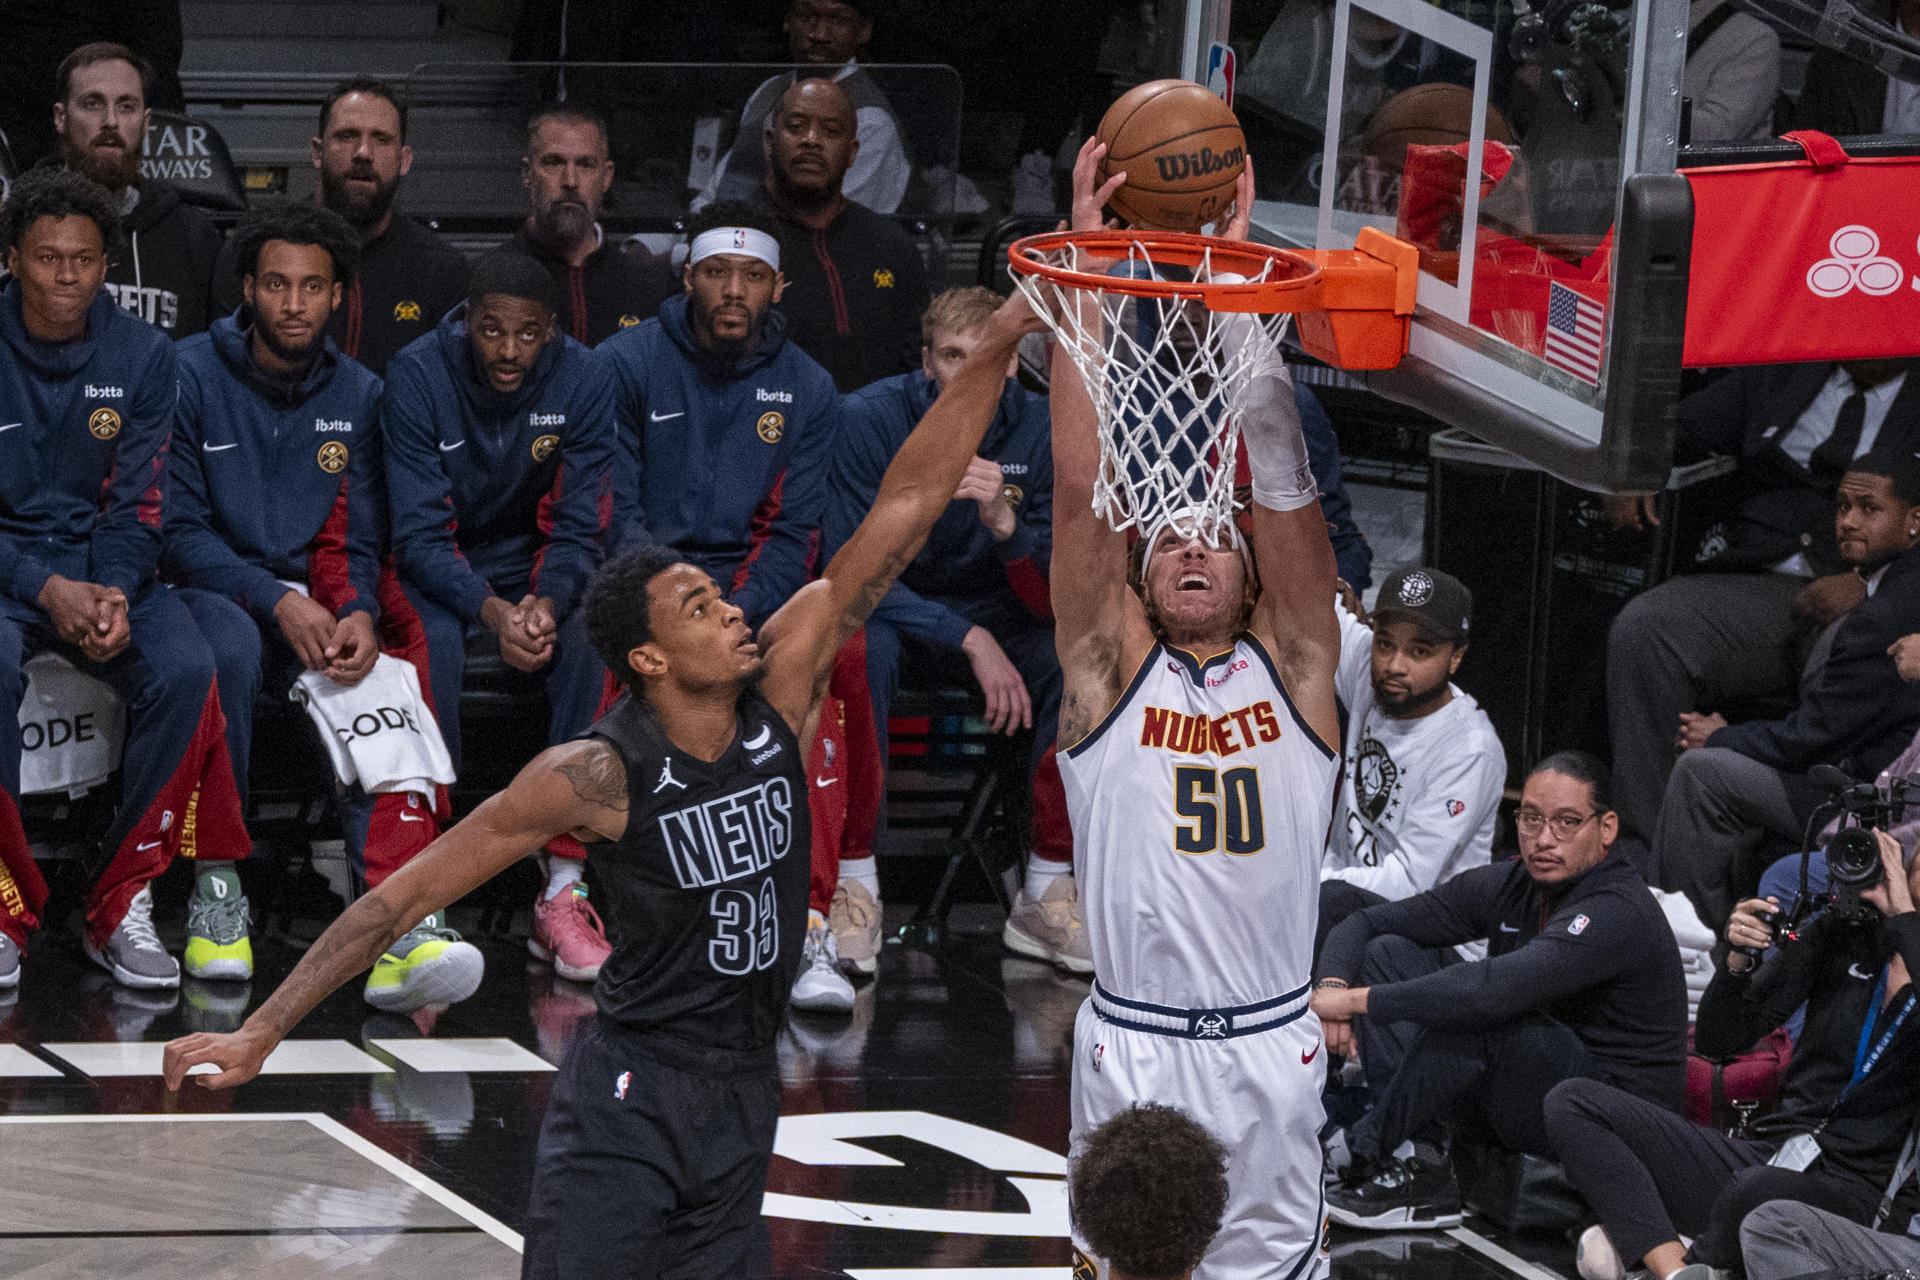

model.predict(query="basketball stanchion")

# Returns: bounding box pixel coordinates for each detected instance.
[1008,225,1418,542]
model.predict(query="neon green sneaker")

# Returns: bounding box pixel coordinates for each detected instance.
[364,915,485,1013]
[184,872,252,981]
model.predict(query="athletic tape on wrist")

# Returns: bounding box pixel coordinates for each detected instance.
[689,227,780,270]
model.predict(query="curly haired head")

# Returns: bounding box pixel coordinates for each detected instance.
[229,198,360,285]
[1070,1104,1229,1280]
[585,542,694,689]
[0,166,123,261]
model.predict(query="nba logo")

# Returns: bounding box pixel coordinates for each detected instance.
[1204,42,1235,107]
[732,229,747,249]
[615,1070,631,1099]
[1446,799,1465,817]
[1569,914,1590,936]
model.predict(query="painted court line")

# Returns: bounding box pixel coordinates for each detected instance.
[1449,1225,1573,1280]
[367,1037,556,1073]
[39,1038,388,1077]
[0,1043,63,1077]
[0,1113,522,1253]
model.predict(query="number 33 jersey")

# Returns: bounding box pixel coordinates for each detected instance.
[1059,637,1338,1007]
[584,689,811,1053]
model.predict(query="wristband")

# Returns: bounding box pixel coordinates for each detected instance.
[1314,978,1350,990]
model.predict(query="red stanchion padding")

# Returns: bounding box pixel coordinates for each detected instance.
[1683,131,1920,366]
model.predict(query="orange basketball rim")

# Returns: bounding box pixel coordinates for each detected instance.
[1007,225,1422,371]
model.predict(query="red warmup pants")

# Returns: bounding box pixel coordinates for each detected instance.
[0,586,250,950]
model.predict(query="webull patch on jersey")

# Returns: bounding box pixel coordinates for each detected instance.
[1139,701,1282,756]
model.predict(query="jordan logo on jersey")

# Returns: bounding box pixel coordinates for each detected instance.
[658,777,795,889]
[1139,700,1282,757]
[654,760,687,793]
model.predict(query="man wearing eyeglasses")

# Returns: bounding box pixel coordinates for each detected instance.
[1312,751,1689,1231]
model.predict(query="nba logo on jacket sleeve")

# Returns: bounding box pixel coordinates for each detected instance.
[615,1070,631,1099]
[1569,914,1590,936]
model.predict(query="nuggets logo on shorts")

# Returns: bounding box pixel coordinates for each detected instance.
[317,441,348,473]
[531,434,560,462]
[393,300,422,322]
[1000,482,1024,509]
[756,411,785,444]
[1071,1247,1099,1280]
[87,408,121,440]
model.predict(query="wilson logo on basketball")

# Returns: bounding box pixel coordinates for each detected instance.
[1152,144,1245,183]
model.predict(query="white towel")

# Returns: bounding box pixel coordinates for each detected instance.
[1652,886,1719,1024]
[17,653,126,798]
[291,655,454,795]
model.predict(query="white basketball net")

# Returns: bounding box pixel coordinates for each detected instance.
[1014,238,1296,545]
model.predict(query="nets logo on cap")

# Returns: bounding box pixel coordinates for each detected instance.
[1397,571,1435,607]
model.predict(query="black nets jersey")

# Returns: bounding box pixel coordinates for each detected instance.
[586,689,811,1052]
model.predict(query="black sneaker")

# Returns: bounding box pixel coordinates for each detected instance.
[1326,1156,1463,1230]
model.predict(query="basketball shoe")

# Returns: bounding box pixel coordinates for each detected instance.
[530,882,611,982]
[184,867,253,980]
[1326,1156,1463,1230]
[0,932,18,989]
[86,885,180,989]
[365,912,485,1012]
[828,879,882,975]
[791,914,856,1014]
[1002,876,1093,974]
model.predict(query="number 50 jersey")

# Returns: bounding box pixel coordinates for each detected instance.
[585,689,811,1053]
[1059,637,1338,1007]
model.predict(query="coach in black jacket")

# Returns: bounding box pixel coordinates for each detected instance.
[1608,359,1920,868]
[1547,827,1920,1276]
[1313,752,1688,1230]
[1653,447,1920,928]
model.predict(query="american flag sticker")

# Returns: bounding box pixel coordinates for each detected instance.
[1543,281,1605,384]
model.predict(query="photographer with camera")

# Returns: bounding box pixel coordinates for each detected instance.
[1544,823,1920,1280]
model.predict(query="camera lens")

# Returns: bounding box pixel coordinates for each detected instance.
[1825,826,1885,890]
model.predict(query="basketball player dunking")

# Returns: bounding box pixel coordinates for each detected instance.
[1060,142,1341,1280]
[161,288,1049,1277]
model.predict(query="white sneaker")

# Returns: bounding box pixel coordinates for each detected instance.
[0,932,18,989]
[1002,876,1093,975]
[790,919,856,1013]
[85,886,180,989]
[1577,1225,1625,1280]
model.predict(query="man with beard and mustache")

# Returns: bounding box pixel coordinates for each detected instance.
[596,202,841,1010]
[751,78,928,392]
[166,200,486,1010]
[502,103,676,347]
[212,78,469,377]
[382,251,620,984]
[52,42,221,339]
[1317,567,1505,959]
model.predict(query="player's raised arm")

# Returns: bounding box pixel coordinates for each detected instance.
[755,294,1048,729]
[161,740,630,1089]
[1241,383,1342,749]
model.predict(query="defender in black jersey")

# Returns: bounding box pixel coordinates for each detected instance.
[161,285,1052,1277]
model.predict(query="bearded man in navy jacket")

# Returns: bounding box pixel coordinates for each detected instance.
[167,200,485,1012]
[383,252,619,982]
[0,169,252,992]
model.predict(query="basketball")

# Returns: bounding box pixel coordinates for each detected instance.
[1361,83,1516,172]
[1094,78,1246,233]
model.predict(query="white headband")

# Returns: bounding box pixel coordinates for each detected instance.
[1144,504,1254,573]
[689,227,780,271]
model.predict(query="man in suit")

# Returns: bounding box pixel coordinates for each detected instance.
[1790,0,1920,135]
[1651,447,1920,927]
[1606,359,1920,868]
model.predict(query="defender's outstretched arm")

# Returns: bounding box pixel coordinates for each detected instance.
[756,295,1049,729]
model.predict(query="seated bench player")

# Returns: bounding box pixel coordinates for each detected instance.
[382,251,619,981]
[165,199,484,1012]
[0,168,252,990]
[820,286,1079,973]
[596,201,842,1003]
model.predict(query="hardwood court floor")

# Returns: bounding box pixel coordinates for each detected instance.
[0,906,1581,1280]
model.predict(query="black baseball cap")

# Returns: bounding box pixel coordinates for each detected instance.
[1372,567,1472,645]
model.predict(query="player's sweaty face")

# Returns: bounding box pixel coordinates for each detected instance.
[467,294,552,393]
[245,239,340,363]
[1143,528,1248,643]
[645,567,759,689]
[7,216,110,340]
[685,254,780,350]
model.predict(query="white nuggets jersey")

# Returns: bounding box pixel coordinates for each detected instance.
[1059,635,1338,1007]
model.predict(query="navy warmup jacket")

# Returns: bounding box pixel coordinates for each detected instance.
[599,293,837,627]
[0,284,174,604]
[383,304,617,624]
[823,370,1052,650]
[164,313,384,622]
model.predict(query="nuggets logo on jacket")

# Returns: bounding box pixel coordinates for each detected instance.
[394,300,422,322]
[317,441,349,473]
[1000,482,1024,509]
[757,411,785,444]
[874,268,895,289]
[87,408,121,440]
[531,434,560,462]
[618,314,641,329]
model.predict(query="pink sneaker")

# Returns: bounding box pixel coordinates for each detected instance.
[530,884,611,982]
